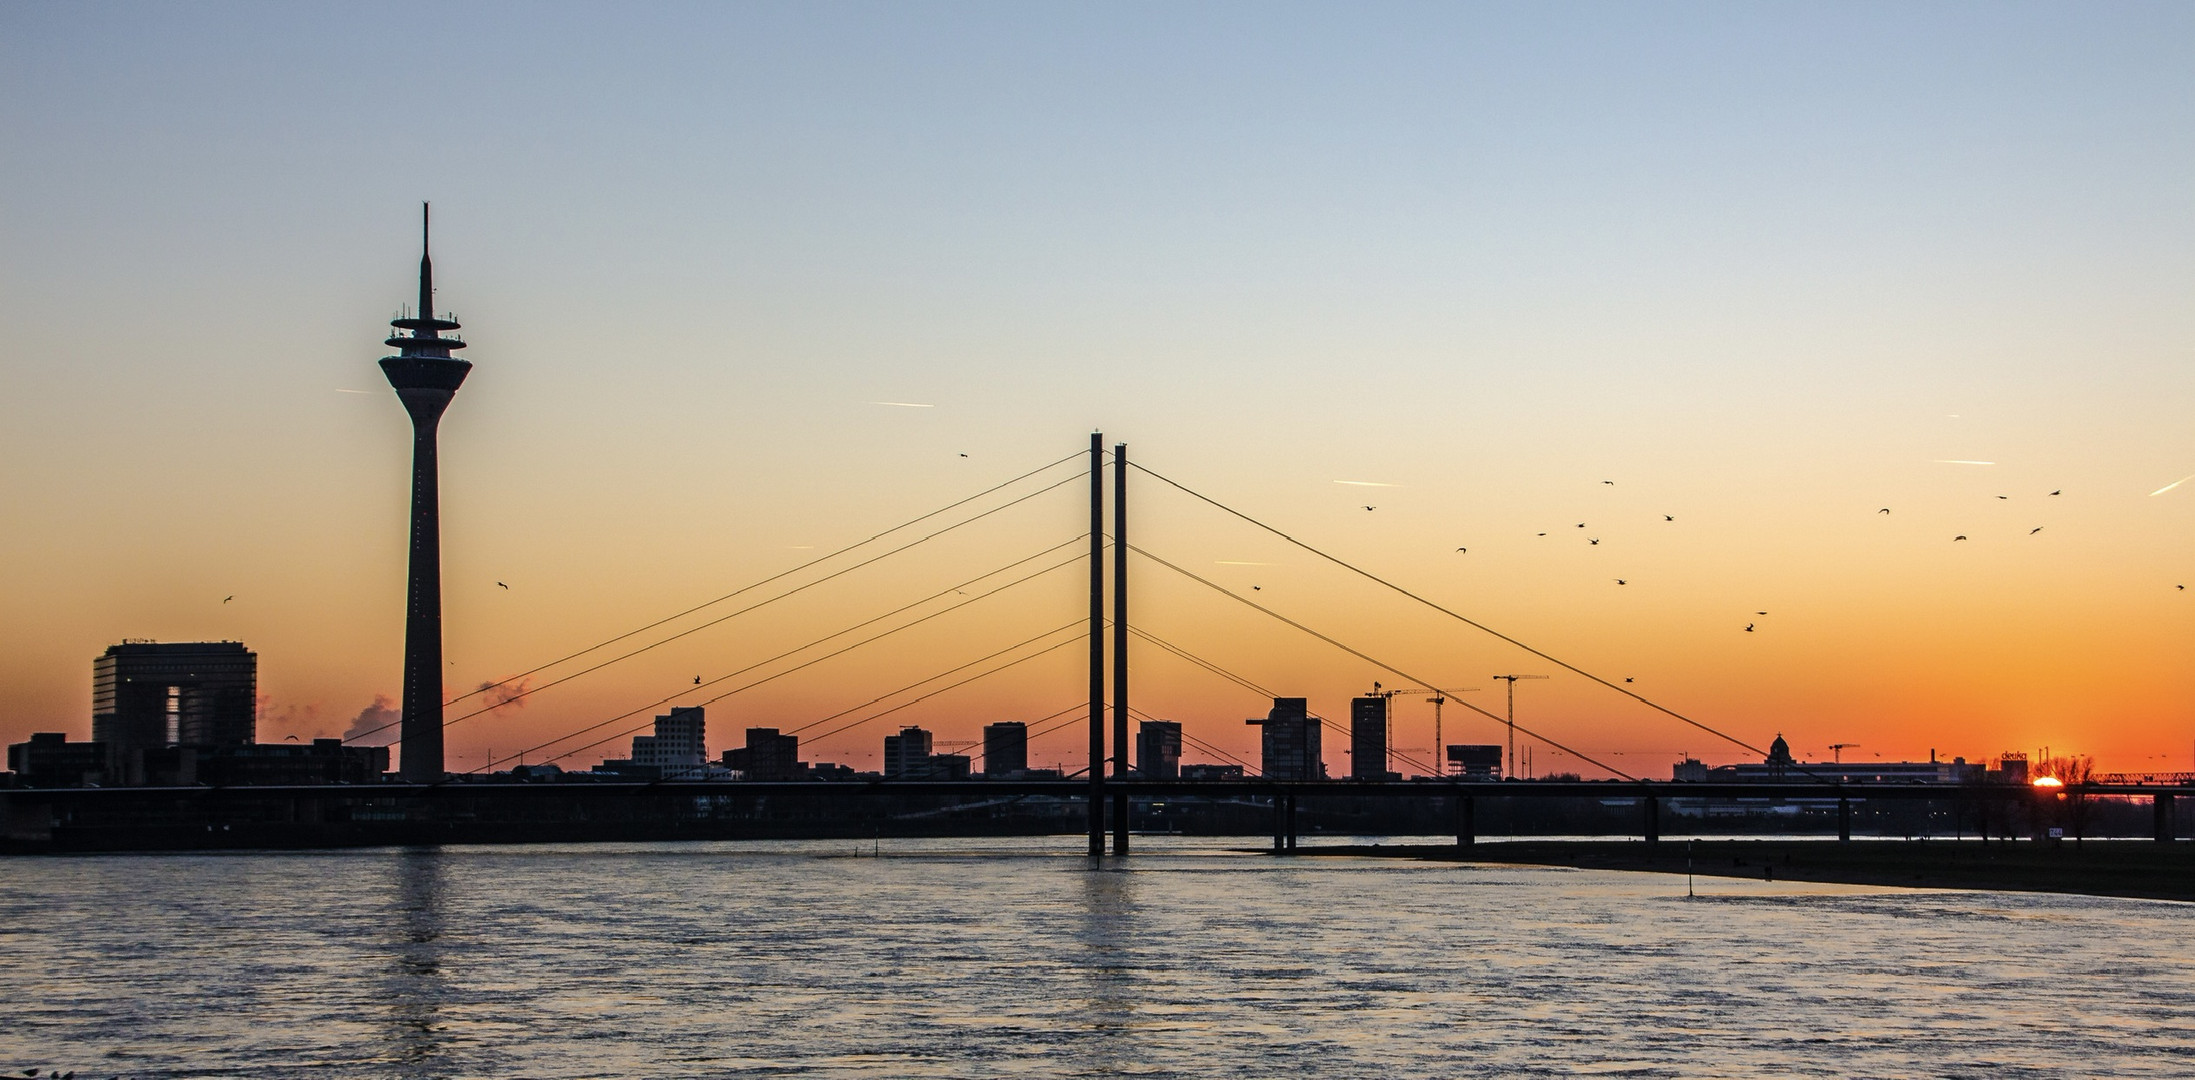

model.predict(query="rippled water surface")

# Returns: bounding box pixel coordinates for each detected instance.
[3,836,2192,1078]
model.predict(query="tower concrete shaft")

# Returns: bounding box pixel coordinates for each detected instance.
[380,204,471,783]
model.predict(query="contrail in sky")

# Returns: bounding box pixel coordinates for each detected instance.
[2150,474,2195,497]
[1933,460,1995,465]
[872,401,935,408]
[1333,480,1401,487]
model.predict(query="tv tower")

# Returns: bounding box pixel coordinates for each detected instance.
[381,204,471,783]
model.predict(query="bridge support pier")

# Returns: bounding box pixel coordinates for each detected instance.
[1643,796,1659,846]
[1454,793,1474,849]
[1837,797,1851,842]
[1285,793,1299,851]
[2156,793,2176,842]
[1271,796,1285,854]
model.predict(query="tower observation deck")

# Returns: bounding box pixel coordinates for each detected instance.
[381,204,472,783]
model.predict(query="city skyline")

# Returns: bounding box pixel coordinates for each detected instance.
[4,4,2193,775]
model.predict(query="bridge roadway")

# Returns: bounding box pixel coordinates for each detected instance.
[5,778,2188,851]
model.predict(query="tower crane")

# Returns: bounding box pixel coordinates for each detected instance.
[1490,674,1548,779]
[1828,743,1859,764]
[1369,683,1480,777]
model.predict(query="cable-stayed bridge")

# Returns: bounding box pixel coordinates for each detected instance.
[343,435,2195,850]
[8,436,2187,854]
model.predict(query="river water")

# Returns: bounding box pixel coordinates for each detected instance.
[2,836,2190,1078]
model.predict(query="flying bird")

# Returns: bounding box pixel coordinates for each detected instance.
[1364,506,1377,511]
[1997,495,2009,500]
[2030,527,2043,535]
[694,676,702,685]
[1602,480,1615,485]
[1624,677,1635,683]
[1615,579,1626,585]
[1588,538,1600,545]
[958,453,968,458]
[1252,585,1262,591]
[1576,523,1586,528]
[1455,547,1467,552]
[1954,535,1967,541]
[1663,515,1674,522]
[1878,508,1891,514]
[2179,585,2186,591]
[2050,490,2061,496]
[1744,623,1755,632]
[496,581,508,589]
[1537,532,1547,537]
[222,595,233,603]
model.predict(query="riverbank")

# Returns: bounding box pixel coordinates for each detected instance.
[1302,838,2195,902]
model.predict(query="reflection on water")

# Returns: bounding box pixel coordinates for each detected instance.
[1077,861,1138,1073]
[1,836,2191,1078]
[386,847,447,1077]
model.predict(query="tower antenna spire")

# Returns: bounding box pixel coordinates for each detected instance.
[419,202,434,322]
[377,206,471,784]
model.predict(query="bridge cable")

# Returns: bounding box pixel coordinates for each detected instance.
[354,469,1084,746]
[1129,543,1635,780]
[1128,462,1779,766]
[438,450,1084,710]
[1124,626,1434,776]
[792,623,1089,744]
[478,546,1088,773]
[538,625,1084,770]
[1121,703,1259,773]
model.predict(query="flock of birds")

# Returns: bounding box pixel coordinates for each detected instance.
[1402,478,2184,634]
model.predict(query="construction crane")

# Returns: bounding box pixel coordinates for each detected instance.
[1368,683,1478,777]
[1490,674,1548,779]
[1828,742,1859,764]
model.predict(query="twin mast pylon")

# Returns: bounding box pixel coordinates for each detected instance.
[1088,433,1132,855]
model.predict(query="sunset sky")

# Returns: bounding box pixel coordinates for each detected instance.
[4,2,2192,777]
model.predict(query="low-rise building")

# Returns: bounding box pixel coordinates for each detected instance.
[1446,744,1502,781]
[724,727,803,780]
[6,733,110,787]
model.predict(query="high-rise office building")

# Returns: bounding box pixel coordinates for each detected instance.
[883,726,933,777]
[1349,696,1389,781]
[725,727,802,780]
[1136,719,1181,779]
[92,641,257,757]
[982,721,1028,776]
[631,706,706,774]
[1247,698,1323,780]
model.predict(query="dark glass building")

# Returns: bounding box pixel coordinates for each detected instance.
[982,721,1029,776]
[7,732,110,788]
[92,641,257,757]
[725,727,803,780]
[1136,719,1181,779]
[1349,696,1390,781]
[883,726,933,777]
[1446,744,1503,781]
[1247,697,1324,780]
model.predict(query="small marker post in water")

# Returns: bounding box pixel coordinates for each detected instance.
[1687,839,1695,898]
